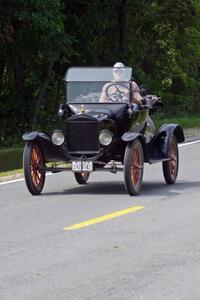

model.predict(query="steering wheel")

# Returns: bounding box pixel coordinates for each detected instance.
[105,82,130,102]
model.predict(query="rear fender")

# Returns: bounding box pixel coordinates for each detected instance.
[159,124,185,155]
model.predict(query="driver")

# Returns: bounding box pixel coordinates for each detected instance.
[99,62,143,105]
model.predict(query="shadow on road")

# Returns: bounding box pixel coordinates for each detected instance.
[43,181,126,196]
[43,180,200,197]
[141,180,200,197]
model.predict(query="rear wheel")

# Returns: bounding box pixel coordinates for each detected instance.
[74,172,90,184]
[162,135,179,184]
[23,142,46,195]
[124,139,144,195]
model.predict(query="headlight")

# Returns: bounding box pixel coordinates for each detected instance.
[99,130,113,146]
[51,130,65,146]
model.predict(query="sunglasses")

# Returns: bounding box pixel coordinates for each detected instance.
[113,68,125,73]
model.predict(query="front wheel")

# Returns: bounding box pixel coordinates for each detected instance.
[124,139,144,195]
[23,142,46,195]
[162,135,179,184]
[74,172,90,184]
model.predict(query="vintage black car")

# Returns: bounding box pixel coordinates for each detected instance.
[23,66,185,196]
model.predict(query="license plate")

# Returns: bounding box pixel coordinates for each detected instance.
[72,161,93,172]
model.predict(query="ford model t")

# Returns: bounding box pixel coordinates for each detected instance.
[23,66,185,196]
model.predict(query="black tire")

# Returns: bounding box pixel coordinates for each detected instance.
[162,135,179,184]
[74,172,90,184]
[23,141,46,195]
[124,139,144,195]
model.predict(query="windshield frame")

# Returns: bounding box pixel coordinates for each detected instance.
[64,67,133,104]
[64,66,133,82]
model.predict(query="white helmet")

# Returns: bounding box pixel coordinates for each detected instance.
[113,62,125,80]
[113,62,125,68]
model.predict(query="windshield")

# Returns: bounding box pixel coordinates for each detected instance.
[65,67,132,104]
[65,67,132,81]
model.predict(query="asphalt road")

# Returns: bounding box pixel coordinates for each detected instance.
[0,141,200,300]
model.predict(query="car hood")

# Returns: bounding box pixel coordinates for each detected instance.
[68,103,127,120]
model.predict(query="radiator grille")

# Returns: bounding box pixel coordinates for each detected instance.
[66,117,99,152]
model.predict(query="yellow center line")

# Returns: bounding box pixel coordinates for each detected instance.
[63,206,144,230]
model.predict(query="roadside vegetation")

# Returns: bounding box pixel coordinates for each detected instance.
[0,148,23,173]
[153,116,200,129]
[1,0,200,176]
[1,0,200,149]
[0,168,23,179]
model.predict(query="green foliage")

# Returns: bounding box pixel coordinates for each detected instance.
[153,115,200,129]
[0,0,72,146]
[0,147,23,171]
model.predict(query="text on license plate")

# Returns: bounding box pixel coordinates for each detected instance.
[72,161,93,172]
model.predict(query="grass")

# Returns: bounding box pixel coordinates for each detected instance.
[0,147,23,173]
[153,116,200,129]
[0,168,23,178]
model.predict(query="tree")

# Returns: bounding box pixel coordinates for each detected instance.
[126,0,200,114]
[1,0,200,147]
[0,0,73,143]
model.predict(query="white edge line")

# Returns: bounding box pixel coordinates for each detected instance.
[179,139,200,147]
[0,172,53,186]
[1,139,200,186]
[0,178,25,185]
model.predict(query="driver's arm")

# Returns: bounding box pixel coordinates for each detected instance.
[99,83,108,102]
[131,81,143,105]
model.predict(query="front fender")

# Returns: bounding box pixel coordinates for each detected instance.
[22,131,51,142]
[122,132,144,142]
[22,131,68,163]
[122,132,148,161]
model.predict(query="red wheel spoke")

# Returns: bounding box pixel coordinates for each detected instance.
[168,140,177,177]
[131,146,142,187]
[30,144,44,189]
[133,164,143,169]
